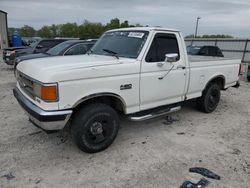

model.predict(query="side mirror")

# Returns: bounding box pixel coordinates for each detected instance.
[165,53,179,63]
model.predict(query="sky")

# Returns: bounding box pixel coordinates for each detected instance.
[1,0,250,38]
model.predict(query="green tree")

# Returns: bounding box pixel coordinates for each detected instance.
[78,20,105,39]
[12,18,142,39]
[59,23,79,37]
[49,24,60,38]
[185,34,195,38]
[120,20,129,28]
[20,25,36,37]
[8,27,21,36]
[202,34,233,38]
[105,18,120,30]
[135,23,143,27]
[37,26,52,38]
[185,34,233,39]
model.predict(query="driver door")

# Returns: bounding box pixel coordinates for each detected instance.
[140,32,187,110]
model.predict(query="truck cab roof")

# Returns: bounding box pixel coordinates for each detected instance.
[108,27,180,33]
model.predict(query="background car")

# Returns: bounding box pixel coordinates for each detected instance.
[3,46,30,65]
[3,39,67,65]
[187,45,224,57]
[14,40,96,67]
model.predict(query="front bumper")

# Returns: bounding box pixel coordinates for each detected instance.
[13,87,72,131]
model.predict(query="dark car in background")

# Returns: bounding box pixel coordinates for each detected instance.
[3,46,30,64]
[187,45,224,57]
[14,40,96,67]
[3,39,67,65]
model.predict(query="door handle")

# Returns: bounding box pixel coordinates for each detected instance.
[177,65,186,69]
[157,62,165,67]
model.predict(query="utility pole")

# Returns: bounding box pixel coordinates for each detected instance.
[194,17,201,38]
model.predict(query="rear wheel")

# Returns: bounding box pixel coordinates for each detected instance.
[197,83,221,113]
[247,76,250,82]
[71,103,120,153]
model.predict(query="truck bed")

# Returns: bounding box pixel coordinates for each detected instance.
[186,55,241,100]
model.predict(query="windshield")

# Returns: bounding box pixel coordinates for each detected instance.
[187,46,201,55]
[46,41,74,55]
[91,30,149,58]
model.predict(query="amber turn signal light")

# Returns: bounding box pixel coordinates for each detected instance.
[41,85,58,101]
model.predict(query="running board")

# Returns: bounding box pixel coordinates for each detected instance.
[128,106,181,121]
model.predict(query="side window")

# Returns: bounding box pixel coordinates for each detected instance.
[199,47,209,56]
[215,47,223,57]
[37,40,63,50]
[208,47,217,56]
[146,33,180,62]
[65,44,87,55]
[37,41,53,48]
[87,43,94,50]
[78,44,88,54]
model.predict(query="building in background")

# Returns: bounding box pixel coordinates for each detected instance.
[0,10,9,49]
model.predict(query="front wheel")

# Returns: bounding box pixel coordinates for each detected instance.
[71,103,120,153]
[247,76,250,82]
[197,83,221,113]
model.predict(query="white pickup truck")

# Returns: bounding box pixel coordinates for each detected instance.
[14,27,241,153]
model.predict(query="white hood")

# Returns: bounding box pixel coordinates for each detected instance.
[17,54,136,83]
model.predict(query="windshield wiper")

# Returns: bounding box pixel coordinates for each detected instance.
[103,49,119,59]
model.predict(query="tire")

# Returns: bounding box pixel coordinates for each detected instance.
[247,76,250,82]
[71,103,120,153]
[197,83,221,113]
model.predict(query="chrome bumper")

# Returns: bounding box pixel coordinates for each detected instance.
[13,87,72,131]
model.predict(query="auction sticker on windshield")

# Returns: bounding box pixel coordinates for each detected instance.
[128,32,145,38]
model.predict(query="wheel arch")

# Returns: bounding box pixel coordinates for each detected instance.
[204,75,226,91]
[72,93,127,114]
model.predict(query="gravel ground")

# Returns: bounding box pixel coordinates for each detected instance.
[0,53,249,188]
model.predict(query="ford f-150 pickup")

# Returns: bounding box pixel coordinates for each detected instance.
[13,27,241,153]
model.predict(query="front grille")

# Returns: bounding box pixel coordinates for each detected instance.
[17,72,35,99]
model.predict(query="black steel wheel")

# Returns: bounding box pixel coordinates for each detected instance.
[197,83,221,113]
[71,103,119,153]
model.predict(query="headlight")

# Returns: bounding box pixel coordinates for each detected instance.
[33,82,58,102]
